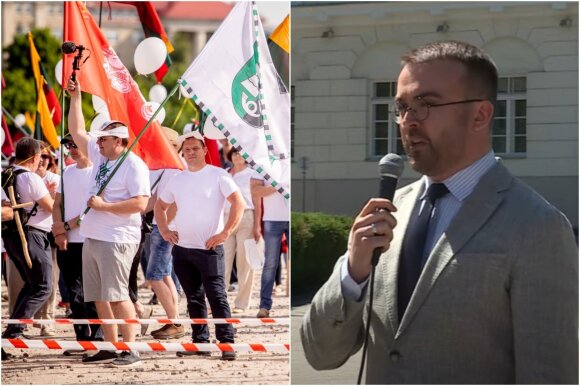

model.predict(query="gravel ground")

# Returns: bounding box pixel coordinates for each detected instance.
[1,265,290,384]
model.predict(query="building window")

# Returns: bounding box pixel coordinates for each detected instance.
[290,85,295,159]
[370,81,403,158]
[493,76,526,154]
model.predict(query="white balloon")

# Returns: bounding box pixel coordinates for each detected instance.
[203,118,226,140]
[14,114,26,127]
[141,101,166,124]
[55,59,63,86]
[149,84,167,104]
[134,37,167,75]
[92,95,108,114]
[89,112,111,133]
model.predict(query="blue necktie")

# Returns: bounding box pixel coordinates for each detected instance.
[397,183,449,321]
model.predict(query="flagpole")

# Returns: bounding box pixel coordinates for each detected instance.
[77,82,180,225]
[1,107,33,137]
[59,83,66,219]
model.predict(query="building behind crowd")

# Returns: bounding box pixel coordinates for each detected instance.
[1,2,251,69]
[291,1,579,231]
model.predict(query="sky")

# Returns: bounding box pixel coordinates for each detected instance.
[254,1,289,30]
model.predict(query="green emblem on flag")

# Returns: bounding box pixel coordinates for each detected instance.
[232,42,262,128]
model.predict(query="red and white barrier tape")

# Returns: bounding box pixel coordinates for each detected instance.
[1,339,290,353]
[2,318,289,325]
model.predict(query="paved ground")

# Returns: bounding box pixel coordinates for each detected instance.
[290,304,362,385]
[2,265,290,384]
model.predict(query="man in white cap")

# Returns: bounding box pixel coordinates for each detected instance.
[67,77,150,367]
[155,132,245,361]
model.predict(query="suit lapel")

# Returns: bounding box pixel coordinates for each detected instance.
[396,163,513,336]
[381,180,423,334]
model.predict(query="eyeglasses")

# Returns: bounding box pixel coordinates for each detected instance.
[393,97,485,123]
[40,154,51,161]
[97,136,116,143]
[64,142,78,149]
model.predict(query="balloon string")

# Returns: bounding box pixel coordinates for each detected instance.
[170,97,187,130]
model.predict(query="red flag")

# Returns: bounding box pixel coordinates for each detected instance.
[1,75,15,157]
[63,1,183,170]
[204,138,220,167]
[120,2,173,83]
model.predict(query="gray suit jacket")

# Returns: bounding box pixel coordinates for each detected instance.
[301,162,578,384]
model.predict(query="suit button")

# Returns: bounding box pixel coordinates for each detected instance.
[389,350,400,362]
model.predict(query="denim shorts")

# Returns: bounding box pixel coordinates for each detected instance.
[145,225,174,281]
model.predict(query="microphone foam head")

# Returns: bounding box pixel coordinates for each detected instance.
[62,41,76,54]
[378,153,404,178]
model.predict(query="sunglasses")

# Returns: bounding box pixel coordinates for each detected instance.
[40,154,51,161]
[64,142,78,149]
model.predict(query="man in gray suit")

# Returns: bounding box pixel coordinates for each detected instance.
[300,41,578,384]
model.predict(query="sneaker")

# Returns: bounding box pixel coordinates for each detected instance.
[256,308,270,318]
[111,351,141,367]
[222,351,236,361]
[83,350,119,363]
[40,325,56,337]
[177,350,211,357]
[82,350,118,364]
[152,324,185,340]
[150,324,168,337]
[232,308,245,314]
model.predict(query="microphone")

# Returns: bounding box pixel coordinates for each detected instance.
[372,153,404,266]
[61,41,85,54]
[61,42,87,82]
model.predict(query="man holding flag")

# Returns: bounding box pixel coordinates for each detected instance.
[67,77,150,367]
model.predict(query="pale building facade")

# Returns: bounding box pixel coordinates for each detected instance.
[291,1,579,230]
[1,2,231,68]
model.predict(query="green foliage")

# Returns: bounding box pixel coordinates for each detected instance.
[291,212,353,300]
[2,28,65,119]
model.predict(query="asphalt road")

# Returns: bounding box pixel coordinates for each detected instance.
[291,304,363,385]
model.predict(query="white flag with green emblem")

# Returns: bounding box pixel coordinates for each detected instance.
[179,2,290,199]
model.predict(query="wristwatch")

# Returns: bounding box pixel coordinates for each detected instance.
[64,222,71,231]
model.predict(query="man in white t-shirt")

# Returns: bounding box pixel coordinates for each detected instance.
[67,77,150,367]
[155,134,245,361]
[251,170,290,318]
[2,138,54,339]
[51,134,103,348]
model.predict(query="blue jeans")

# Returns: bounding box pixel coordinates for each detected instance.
[259,221,289,310]
[146,225,174,281]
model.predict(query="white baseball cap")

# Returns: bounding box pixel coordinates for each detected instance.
[91,120,130,139]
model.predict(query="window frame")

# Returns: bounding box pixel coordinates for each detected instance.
[493,76,527,157]
[368,80,404,160]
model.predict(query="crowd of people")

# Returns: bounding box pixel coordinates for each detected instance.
[1,76,290,367]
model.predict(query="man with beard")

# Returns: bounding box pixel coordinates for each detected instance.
[300,41,578,383]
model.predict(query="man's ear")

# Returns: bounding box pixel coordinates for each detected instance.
[473,100,494,132]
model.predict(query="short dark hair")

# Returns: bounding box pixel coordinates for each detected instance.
[402,41,498,105]
[226,147,239,163]
[103,121,129,146]
[184,136,205,148]
[15,137,41,162]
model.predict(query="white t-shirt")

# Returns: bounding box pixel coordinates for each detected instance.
[224,167,254,211]
[159,164,239,249]
[57,164,93,243]
[13,166,52,232]
[80,137,150,244]
[252,171,289,222]
[152,168,180,227]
